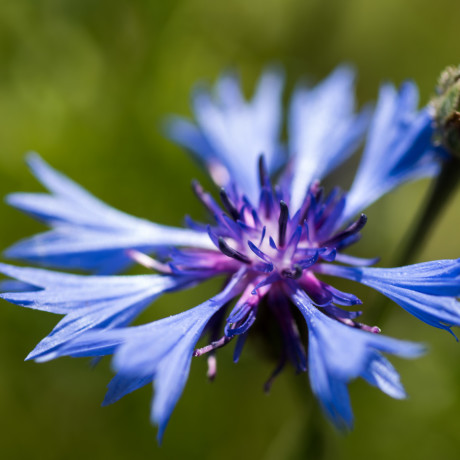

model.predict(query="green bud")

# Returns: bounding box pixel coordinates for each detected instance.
[431,65,460,157]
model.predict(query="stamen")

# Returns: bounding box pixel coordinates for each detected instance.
[184,215,208,232]
[207,225,220,248]
[126,250,172,273]
[336,233,361,250]
[233,333,248,363]
[260,187,274,218]
[297,193,312,225]
[227,303,251,325]
[259,226,266,246]
[258,155,271,188]
[338,318,381,333]
[220,188,240,221]
[334,253,380,266]
[314,186,324,204]
[303,221,310,242]
[237,220,254,233]
[284,225,302,260]
[278,200,289,247]
[191,180,221,216]
[225,310,257,337]
[323,285,362,307]
[264,355,287,394]
[251,209,262,228]
[221,214,242,238]
[268,290,307,373]
[251,272,281,295]
[207,355,217,381]
[320,247,337,262]
[218,237,252,264]
[320,213,367,248]
[323,304,362,319]
[248,240,272,263]
[253,262,274,273]
[315,192,346,240]
[296,252,319,269]
[193,336,232,357]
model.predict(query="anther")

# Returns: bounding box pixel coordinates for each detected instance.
[258,155,270,188]
[278,200,289,247]
[192,180,220,215]
[219,188,240,221]
[218,237,252,264]
[320,213,367,248]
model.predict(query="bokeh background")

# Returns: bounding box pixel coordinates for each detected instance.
[1,1,460,459]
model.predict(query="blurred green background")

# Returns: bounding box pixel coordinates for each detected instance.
[1,0,460,459]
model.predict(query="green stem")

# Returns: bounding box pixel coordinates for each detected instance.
[370,157,460,326]
[397,156,460,266]
[292,374,332,460]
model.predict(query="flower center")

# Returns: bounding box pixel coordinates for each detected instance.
[202,175,366,289]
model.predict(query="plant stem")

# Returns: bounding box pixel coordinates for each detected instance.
[370,157,460,326]
[398,157,460,266]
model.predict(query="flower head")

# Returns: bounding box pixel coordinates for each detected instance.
[1,67,457,441]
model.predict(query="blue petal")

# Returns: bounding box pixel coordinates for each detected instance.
[290,288,424,430]
[317,259,460,333]
[166,69,284,203]
[163,117,215,162]
[341,82,441,224]
[5,153,213,274]
[53,268,247,441]
[0,262,195,360]
[361,353,407,399]
[289,66,370,212]
[103,374,153,406]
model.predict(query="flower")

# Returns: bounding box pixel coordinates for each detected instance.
[1,66,457,441]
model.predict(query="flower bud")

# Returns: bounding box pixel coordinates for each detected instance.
[432,65,460,157]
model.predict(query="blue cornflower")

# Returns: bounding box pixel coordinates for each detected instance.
[1,66,458,441]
